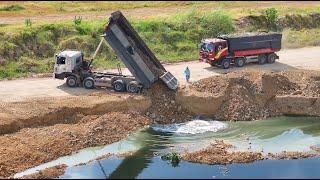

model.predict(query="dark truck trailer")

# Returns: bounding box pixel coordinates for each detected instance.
[218,32,282,52]
[199,32,282,69]
[104,11,178,90]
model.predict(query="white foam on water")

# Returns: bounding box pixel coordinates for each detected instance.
[151,120,228,135]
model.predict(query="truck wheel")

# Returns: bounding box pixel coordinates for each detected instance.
[258,54,267,65]
[113,79,125,92]
[221,59,230,69]
[83,77,95,89]
[66,76,77,87]
[235,57,245,67]
[127,81,139,93]
[267,53,277,64]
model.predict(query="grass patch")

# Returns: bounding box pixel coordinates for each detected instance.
[0,4,25,11]
[0,9,235,79]
[0,5,319,79]
[282,28,320,48]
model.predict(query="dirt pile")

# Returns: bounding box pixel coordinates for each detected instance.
[182,140,264,164]
[0,112,151,178]
[19,165,67,179]
[143,81,192,124]
[189,70,320,121]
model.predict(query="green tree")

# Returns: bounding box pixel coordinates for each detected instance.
[265,8,278,31]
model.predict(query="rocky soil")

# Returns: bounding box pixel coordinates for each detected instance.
[189,70,320,121]
[0,112,151,178]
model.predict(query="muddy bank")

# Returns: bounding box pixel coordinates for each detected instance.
[0,112,151,178]
[182,140,319,165]
[178,70,320,121]
[19,165,67,179]
[182,140,264,165]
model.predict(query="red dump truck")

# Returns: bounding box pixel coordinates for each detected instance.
[199,33,282,69]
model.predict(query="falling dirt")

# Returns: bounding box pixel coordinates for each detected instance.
[143,81,192,124]
[19,165,67,179]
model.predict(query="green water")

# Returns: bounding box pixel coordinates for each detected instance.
[15,116,320,179]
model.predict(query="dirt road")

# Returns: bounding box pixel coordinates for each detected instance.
[0,46,320,102]
[0,1,317,25]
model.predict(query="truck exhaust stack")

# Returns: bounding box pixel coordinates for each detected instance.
[104,11,178,90]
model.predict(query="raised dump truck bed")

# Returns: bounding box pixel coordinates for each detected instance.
[104,11,178,90]
[218,32,282,52]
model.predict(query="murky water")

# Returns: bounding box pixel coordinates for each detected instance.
[15,116,320,178]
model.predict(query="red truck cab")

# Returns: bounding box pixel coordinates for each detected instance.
[199,38,228,65]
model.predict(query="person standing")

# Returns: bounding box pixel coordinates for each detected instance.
[184,66,190,83]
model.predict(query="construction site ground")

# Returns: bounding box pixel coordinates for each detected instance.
[0,46,319,102]
[2,46,320,178]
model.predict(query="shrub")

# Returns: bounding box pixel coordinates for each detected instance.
[74,16,82,26]
[161,152,181,167]
[265,7,278,30]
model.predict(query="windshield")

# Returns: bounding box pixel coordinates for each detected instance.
[206,43,214,52]
[56,56,66,64]
[200,43,215,52]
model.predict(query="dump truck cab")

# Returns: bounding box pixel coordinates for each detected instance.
[53,50,91,80]
[199,38,228,64]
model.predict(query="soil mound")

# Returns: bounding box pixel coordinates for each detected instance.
[190,70,320,121]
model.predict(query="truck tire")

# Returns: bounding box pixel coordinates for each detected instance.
[267,53,277,64]
[83,77,95,89]
[66,76,77,88]
[113,79,125,92]
[127,81,139,93]
[235,57,245,67]
[258,54,267,65]
[221,58,230,69]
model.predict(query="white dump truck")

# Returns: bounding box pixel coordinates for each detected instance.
[54,11,178,93]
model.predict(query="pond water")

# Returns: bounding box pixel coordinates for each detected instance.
[15,116,320,179]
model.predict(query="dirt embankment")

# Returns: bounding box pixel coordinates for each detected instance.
[0,93,151,135]
[0,112,151,178]
[178,70,320,121]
